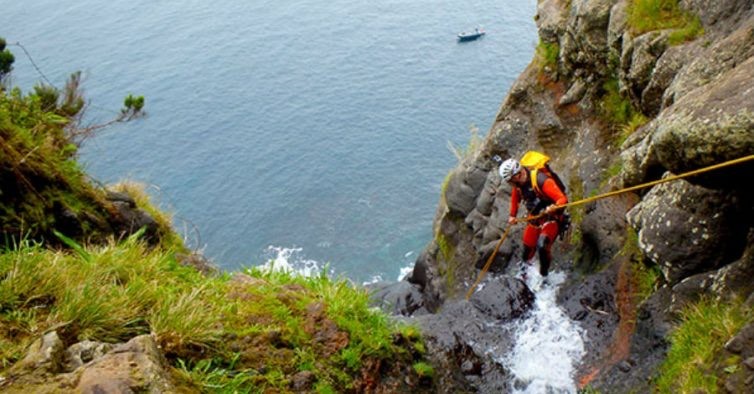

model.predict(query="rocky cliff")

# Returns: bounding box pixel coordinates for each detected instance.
[382,0,754,392]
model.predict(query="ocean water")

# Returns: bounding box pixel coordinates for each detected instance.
[3,0,537,282]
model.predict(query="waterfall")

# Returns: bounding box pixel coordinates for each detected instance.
[502,263,586,393]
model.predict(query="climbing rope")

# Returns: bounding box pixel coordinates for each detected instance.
[465,153,754,300]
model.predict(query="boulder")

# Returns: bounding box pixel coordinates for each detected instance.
[413,300,516,393]
[663,15,754,107]
[620,30,669,104]
[682,0,754,33]
[626,179,748,284]
[579,194,635,271]
[652,57,754,189]
[367,280,427,316]
[560,0,614,77]
[75,335,175,393]
[63,340,113,372]
[468,275,534,321]
[590,286,673,393]
[9,331,64,375]
[670,228,754,311]
[536,0,568,45]
[607,0,629,53]
[558,265,619,370]
[444,168,478,217]
[641,43,701,116]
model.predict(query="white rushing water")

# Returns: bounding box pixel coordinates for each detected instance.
[503,263,586,393]
[258,246,326,277]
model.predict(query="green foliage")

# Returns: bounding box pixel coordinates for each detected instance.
[440,171,453,208]
[0,37,13,82]
[655,296,753,393]
[0,240,431,391]
[0,85,99,241]
[413,362,435,378]
[436,231,454,263]
[667,16,703,45]
[627,0,704,44]
[122,93,146,119]
[175,357,257,393]
[0,68,155,248]
[600,78,634,126]
[616,112,649,148]
[535,40,559,73]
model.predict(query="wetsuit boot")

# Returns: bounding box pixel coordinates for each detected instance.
[520,245,535,280]
[537,235,552,277]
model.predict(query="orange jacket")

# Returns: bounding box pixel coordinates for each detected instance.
[509,175,568,217]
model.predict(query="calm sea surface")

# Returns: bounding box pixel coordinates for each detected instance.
[4,0,536,282]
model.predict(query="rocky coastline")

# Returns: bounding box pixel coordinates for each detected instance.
[371,0,754,392]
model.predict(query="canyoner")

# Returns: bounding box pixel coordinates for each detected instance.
[466,153,754,301]
[498,151,570,278]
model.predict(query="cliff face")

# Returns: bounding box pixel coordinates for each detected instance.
[408,0,754,391]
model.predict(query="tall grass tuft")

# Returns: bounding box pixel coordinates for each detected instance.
[447,123,481,163]
[655,296,753,392]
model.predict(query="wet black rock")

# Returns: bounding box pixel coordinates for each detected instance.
[367,280,427,316]
[468,275,534,320]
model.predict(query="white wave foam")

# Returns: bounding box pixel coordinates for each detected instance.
[503,263,585,393]
[397,262,414,281]
[259,246,326,277]
[362,274,384,286]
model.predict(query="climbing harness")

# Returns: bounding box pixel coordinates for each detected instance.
[465,153,754,300]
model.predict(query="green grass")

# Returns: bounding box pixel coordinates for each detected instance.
[599,78,650,147]
[535,40,559,73]
[617,113,649,148]
[627,0,704,44]
[600,78,634,126]
[0,238,430,391]
[655,296,753,393]
[413,361,435,379]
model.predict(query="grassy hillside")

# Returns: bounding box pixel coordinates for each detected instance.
[0,235,431,392]
[0,48,432,392]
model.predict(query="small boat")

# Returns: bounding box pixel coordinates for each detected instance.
[458,28,485,42]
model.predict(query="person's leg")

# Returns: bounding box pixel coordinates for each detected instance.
[522,224,539,263]
[537,221,560,276]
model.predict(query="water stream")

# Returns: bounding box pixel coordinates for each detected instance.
[502,264,586,393]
